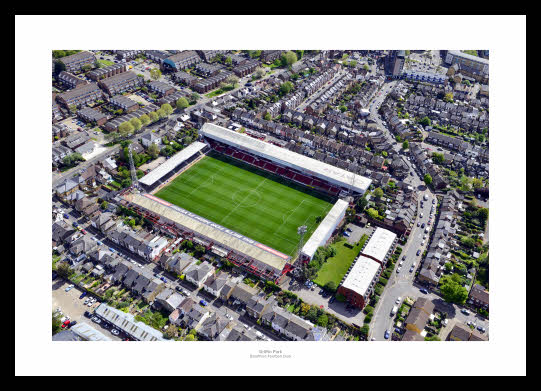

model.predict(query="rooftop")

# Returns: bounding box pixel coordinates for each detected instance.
[340,255,380,297]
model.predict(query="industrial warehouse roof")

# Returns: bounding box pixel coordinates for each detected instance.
[301,199,349,259]
[361,227,397,263]
[139,142,207,187]
[121,192,289,274]
[340,255,380,297]
[200,123,372,194]
[94,303,164,341]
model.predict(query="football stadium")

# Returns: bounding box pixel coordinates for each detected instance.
[119,123,372,282]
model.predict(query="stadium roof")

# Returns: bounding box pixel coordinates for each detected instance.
[340,255,381,297]
[200,123,372,194]
[361,227,397,263]
[301,199,349,260]
[139,141,207,187]
[94,303,164,341]
[122,192,289,274]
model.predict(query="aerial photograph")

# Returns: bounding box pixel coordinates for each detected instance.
[50,49,491,343]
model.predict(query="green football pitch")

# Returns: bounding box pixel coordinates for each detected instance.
[154,152,335,257]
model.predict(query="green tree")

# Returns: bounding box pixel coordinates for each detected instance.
[357,197,368,211]
[148,111,159,123]
[225,56,232,65]
[52,311,63,335]
[100,201,109,210]
[424,173,433,186]
[176,97,189,110]
[402,140,409,150]
[440,274,468,304]
[56,262,74,278]
[296,50,304,59]
[317,314,328,327]
[432,152,445,164]
[161,103,173,116]
[264,112,271,121]
[156,108,166,119]
[164,325,178,339]
[147,143,160,159]
[82,63,92,72]
[367,208,379,219]
[324,281,337,293]
[130,117,142,132]
[190,93,200,103]
[477,208,489,226]
[373,187,384,199]
[149,68,162,80]
[280,81,293,95]
[184,334,196,341]
[444,92,454,102]
[139,114,150,126]
[424,335,441,341]
[281,51,298,68]
[419,116,431,126]
[118,121,135,138]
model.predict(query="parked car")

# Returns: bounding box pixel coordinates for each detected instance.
[329,296,336,304]
[384,330,390,339]
[421,223,425,228]
[61,320,71,328]
[63,213,69,219]
[91,316,101,324]
[409,265,415,273]
[84,311,92,318]
[420,288,428,294]
[81,229,87,235]
[461,309,470,315]
[343,231,350,237]
[199,299,208,307]
[396,267,401,273]
[416,250,421,256]
[65,284,74,292]
[111,329,120,336]
[67,320,77,328]
[79,291,87,299]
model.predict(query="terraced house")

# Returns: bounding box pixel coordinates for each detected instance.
[56,82,104,109]
[162,50,202,71]
[98,71,142,96]
[88,63,128,81]
[57,51,96,73]
[57,71,88,89]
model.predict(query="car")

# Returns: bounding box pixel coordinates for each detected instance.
[329,296,336,304]
[111,329,120,336]
[108,247,116,253]
[398,260,404,267]
[67,320,77,328]
[84,311,92,318]
[417,222,420,227]
[343,231,350,237]
[402,255,406,261]
[87,301,95,307]
[421,241,425,246]
[396,267,401,273]
[461,309,470,315]
[416,250,421,256]
[81,229,87,234]
[384,330,390,339]
[199,299,208,307]
[63,213,69,219]
[420,213,424,218]
[423,235,427,240]
[421,223,425,228]
[61,320,71,328]
[154,273,160,278]
[409,266,415,273]
[478,326,486,333]
[79,291,87,299]
[65,284,74,292]
[175,286,183,292]
[420,288,428,294]
[72,222,78,227]
[395,297,402,304]
[160,277,167,283]
[371,337,376,341]
[91,317,101,324]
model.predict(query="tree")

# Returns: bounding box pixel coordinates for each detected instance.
[118,121,134,138]
[264,112,271,121]
[402,140,409,150]
[147,143,160,159]
[280,81,293,95]
[190,93,200,103]
[139,114,150,126]
[439,274,468,304]
[62,153,84,167]
[149,68,162,80]
[254,67,265,79]
[444,92,454,102]
[52,311,63,335]
[69,104,77,114]
[148,111,159,123]
[357,197,368,211]
[56,262,74,278]
[419,116,431,126]
[184,334,196,341]
[324,281,337,293]
[161,103,173,116]
[424,335,441,341]
[82,63,92,72]
[296,50,304,59]
[156,108,167,119]
[424,173,433,186]
[225,56,232,65]
[477,208,489,226]
[373,187,384,199]
[227,75,239,87]
[317,314,328,327]
[432,152,445,164]
[130,117,142,132]
[281,51,298,68]
[100,201,109,210]
[367,208,379,219]
[176,97,189,110]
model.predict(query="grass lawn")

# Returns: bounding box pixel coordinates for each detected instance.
[97,59,114,67]
[154,152,334,257]
[314,234,369,288]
